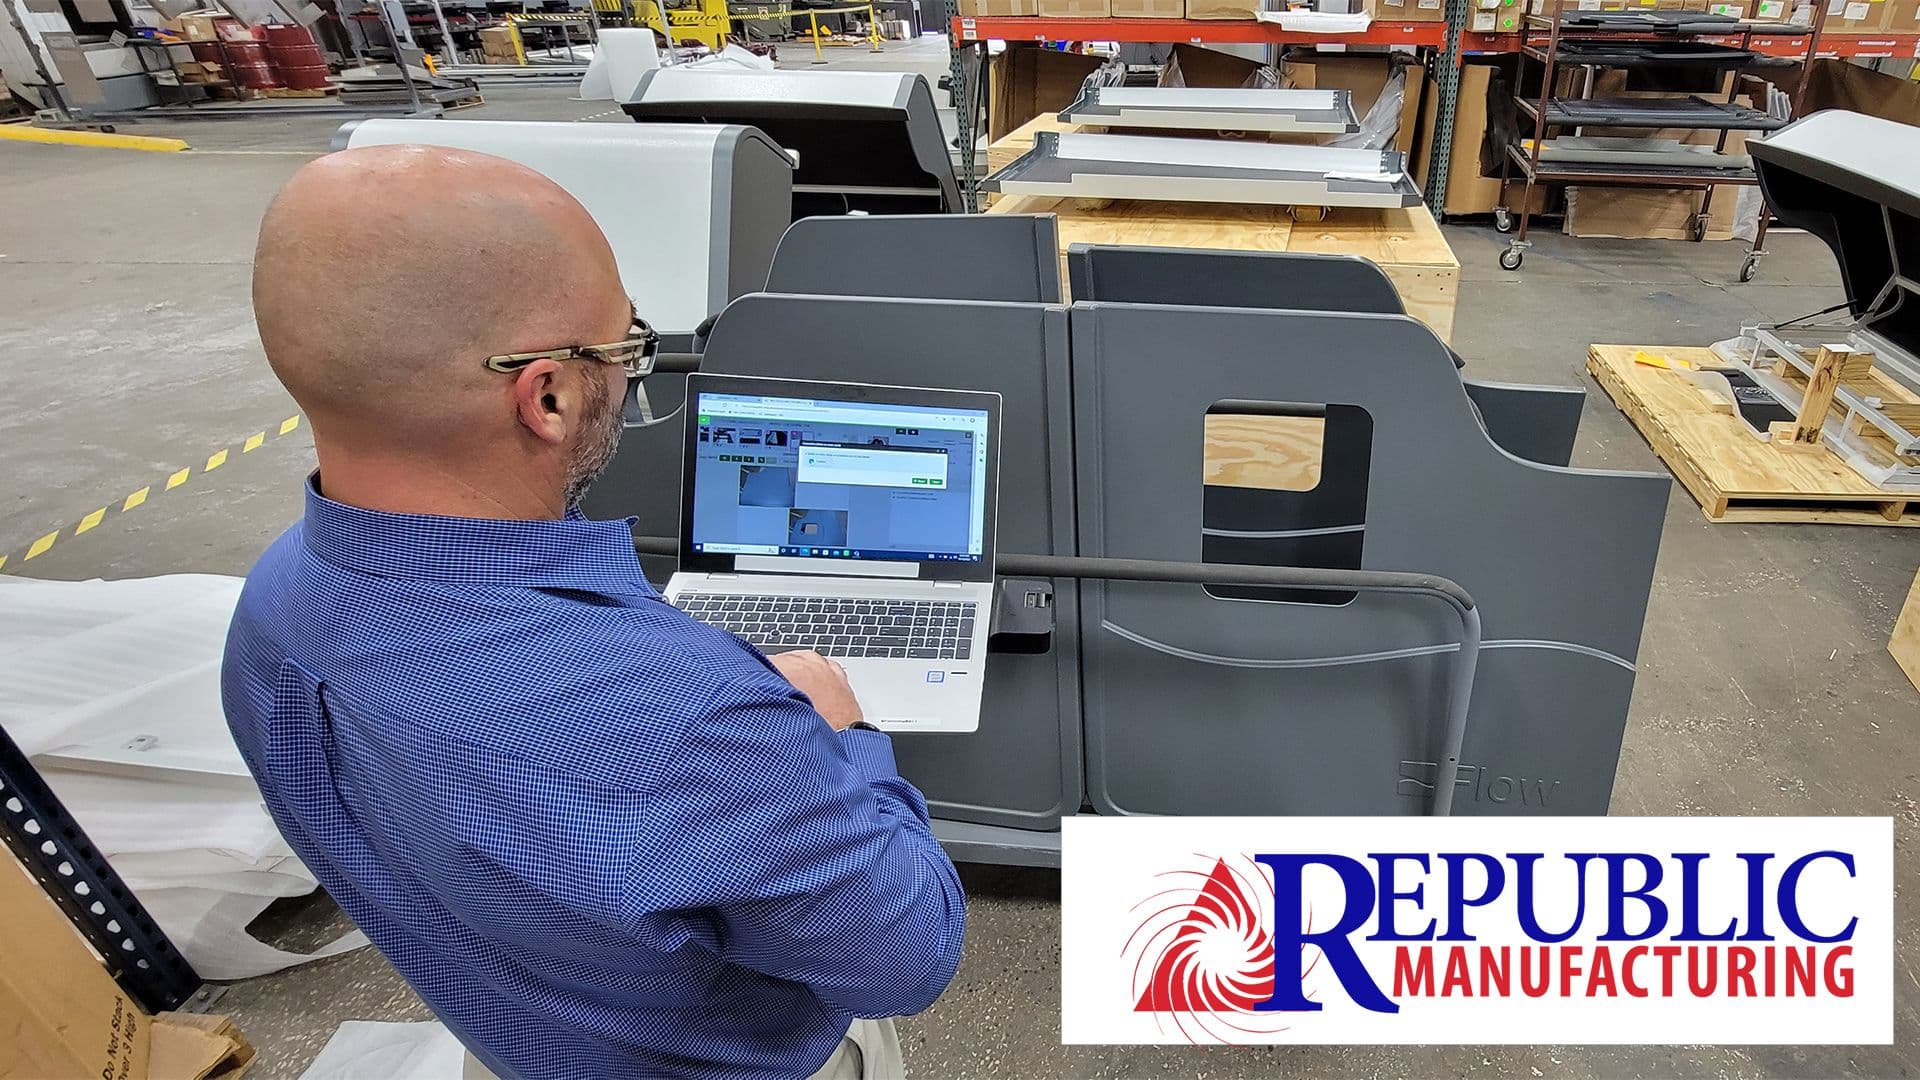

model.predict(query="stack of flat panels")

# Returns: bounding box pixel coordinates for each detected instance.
[1056,86,1360,135]
[1542,95,1786,130]
[1533,135,1751,170]
[1554,9,1740,29]
[985,131,1421,208]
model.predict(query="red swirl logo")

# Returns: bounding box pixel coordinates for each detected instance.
[1124,856,1317,1042]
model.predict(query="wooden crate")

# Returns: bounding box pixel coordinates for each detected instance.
[1894,569,1920,695]
[1587,344,1920,526]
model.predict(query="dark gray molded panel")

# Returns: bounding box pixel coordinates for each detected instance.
[1069,303,1668,817]
[1069,243,1405,316]
[1065,243,1588,467]
[719,129,800,311]
[583,295,1080,833]
[1461,379,1586,469]
[769,215,1062,304]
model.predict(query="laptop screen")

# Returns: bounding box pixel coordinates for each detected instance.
[688,387,992,566]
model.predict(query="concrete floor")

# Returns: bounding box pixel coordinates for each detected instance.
[3,69,1918,1080]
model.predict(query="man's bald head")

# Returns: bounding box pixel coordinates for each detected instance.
[253,144,629,447]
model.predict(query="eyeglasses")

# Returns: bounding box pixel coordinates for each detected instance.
[483,305,661,377]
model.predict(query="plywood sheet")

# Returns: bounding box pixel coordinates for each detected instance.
[1204,413,1325,490]
[1893,568,1920,695]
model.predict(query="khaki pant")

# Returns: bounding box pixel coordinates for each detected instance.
[461,1018,903,1079]
[807,1018,905,1080]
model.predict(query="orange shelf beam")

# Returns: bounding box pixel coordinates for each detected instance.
[952,16,1450,45]
[950,16,1918,58]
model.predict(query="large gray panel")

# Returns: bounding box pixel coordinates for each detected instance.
[718,130,800,309]
[583,294,1080,832]
[1066,244,1588,466]
[1068,243,1405,316]
[768,215,1061,304]
[1460,379,1586,468]
[1070,304,1668,817]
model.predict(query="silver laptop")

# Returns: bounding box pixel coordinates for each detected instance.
[666,374,1002,733]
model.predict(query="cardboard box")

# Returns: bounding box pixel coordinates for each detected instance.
[1112,0,1184,15]
[1167,41,1270,86]
[1824,0,1894,28]
[1283,54,1425,153]
[958,0,1041,13]
[478,25,518,61]
[1038,0,1111,14]
[169,11,229,41]
[1564,185,1736,240]
[1407,59,1554,217]
[0,860,252,1080]
[1886,0,1920,26]
[987,45,1104,141]
[1370,0,1449,22]
[1187,0,1261,18]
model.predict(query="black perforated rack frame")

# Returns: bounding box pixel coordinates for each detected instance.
[0,721,212,1013]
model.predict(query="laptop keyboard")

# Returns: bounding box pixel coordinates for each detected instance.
[674,594,978,660]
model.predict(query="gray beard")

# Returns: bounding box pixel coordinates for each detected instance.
[563,375,625,508]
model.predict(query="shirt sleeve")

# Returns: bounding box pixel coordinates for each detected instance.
[622,674,967,1018]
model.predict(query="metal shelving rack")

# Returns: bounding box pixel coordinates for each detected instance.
[1493,0,1828,278]
[939,11,1888,220]
[943,13,1475,212]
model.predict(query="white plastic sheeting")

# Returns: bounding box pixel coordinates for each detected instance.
[299,1022,468,1080]
[576,28,658,102]
[0,574,367,980]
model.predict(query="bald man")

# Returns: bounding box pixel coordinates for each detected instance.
[221,145,965,1080]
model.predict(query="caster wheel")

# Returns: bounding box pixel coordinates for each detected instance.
[1689,216,1708,242]
[1493,207,1514,234]
[1739,254,1760,283]
[1499,246,1524,271]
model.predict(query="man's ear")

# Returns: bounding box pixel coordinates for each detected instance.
[512,359,570,446]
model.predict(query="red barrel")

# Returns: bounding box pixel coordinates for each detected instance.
[225,40,280,89]
[187,40,223,68]
[263,24,330,91]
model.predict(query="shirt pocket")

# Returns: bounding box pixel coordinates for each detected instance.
[264,659,364,854]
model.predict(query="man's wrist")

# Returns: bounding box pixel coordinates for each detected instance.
[845,720,881,733]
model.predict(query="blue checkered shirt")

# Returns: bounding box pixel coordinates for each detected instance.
[221,479,967,1079]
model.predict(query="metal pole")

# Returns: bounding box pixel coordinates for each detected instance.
[429,0,458,67]
[378,2,427,116]
[945,0,979,211]
[652,0,674,64]
[3,0,73,120]
[1421,0,1468,210]
[867,0,881,50]
[807,10,824,61]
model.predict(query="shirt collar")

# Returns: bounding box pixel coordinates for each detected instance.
[301,474,658,596]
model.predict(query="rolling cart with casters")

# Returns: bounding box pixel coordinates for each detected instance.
[1494,0,1828,278]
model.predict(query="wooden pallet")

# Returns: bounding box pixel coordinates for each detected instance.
[264,85,339,98]
[1587,344,1920,526]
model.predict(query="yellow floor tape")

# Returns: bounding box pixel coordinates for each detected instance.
[0,124,188,152]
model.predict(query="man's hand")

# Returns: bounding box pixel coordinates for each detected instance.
[767,650,865,731]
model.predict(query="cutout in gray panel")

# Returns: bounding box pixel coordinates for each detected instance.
[1202,400,1372,607]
